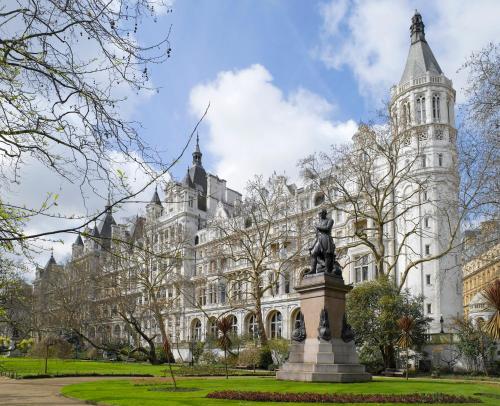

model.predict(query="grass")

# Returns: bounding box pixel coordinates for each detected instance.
[0,357,172,377]
[61,376,500,406]
[0,357,272,378]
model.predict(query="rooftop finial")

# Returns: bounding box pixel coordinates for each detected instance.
[192,132,203,166]
[410,10,426,44]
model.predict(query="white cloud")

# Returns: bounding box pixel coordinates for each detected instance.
[317,0,500,103]
[6,149,170,276]
[189,64,357,192]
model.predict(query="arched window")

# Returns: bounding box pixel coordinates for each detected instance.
[113,325,121,338]
[207,317,218,338]
[194,235,199,245]
[228,315,238,335]
[247,314,259,338]
[244,217,252,228]
[192,319,202,340]
[416,96,426,124]
[291,308,303,332]
[268,311,282,339]
[432,94,440,121]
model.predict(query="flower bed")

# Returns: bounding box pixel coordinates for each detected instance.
[206,390,482,403]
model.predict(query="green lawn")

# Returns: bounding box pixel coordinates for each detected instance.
[0,357,171,377]
[61,376,500,406]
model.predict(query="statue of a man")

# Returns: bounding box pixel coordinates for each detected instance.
[308,209,335,274]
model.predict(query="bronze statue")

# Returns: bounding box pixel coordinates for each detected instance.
[317,307,332,341]
[341,313,355,343]
[308,209,342,276]
[291,312,306,342]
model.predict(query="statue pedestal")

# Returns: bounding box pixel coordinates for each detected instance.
[277,273,371,382]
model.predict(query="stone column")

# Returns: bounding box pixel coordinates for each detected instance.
[276,273,371,383]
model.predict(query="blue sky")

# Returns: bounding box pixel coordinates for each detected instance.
[14,0,499,265]
[133,1,364,181]
[128,0,500,190]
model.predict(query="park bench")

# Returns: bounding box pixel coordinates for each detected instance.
[382,368,405,377]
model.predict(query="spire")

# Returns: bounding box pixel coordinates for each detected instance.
[45,249,57,268]
[192,132,203,166]
[410,10,425,44]
[105,189,112,213]
[399,11,442,85]
[150,185,162,205]
[74,233,84,246]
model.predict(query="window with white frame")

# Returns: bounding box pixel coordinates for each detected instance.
[269,311,282,339]
[426,274,431,285]
[426,303,432,314]
[438,153,443,167]
[425,244,431,255]
[354,255,369,283]
[192,319,202,340]
[416,96,426,124]
[247,314,258,338]
[432,94,441,121]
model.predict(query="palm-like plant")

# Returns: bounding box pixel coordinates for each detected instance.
[482,279,500,340]
[396,315,416,380]
[217,316,233,379]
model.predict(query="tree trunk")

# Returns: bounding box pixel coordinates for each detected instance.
[254,292,268,346]
[224,348,228,379]
[406,347,409,380]
[381,344,397,369]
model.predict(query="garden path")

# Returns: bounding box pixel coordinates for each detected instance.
[0,376,122,405]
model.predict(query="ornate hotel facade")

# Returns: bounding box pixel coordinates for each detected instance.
[34,12,463,357]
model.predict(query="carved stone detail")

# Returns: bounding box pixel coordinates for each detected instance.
[317,307,332,341]
[341,313,355,343]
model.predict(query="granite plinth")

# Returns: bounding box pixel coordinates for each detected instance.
[277,273,371,383]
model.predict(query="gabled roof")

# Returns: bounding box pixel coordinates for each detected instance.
[399,11,442,85]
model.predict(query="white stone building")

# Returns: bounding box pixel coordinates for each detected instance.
[39,12,463,358]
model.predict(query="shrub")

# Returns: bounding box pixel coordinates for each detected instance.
[238,347,260,370]
[259,347,273,370]
[17,338,34,354]
[192,341,205,364]
[199,349,220,365]
[206,391,482,403]
[29,337,73,359]
[85,347,100,360]
[268,339,289,365]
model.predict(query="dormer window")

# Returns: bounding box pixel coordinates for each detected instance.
[416,96,426,124]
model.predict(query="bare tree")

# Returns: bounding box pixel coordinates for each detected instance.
[300,120,464,291]
[207,175,304,345]
[0,0,177,250]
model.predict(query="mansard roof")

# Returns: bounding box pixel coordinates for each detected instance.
[400,11,442,85]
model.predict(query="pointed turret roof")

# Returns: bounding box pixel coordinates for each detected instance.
[192,133,203,166]
[399,11,442,85]
[45,250,57,269]
[150,185,162,205]
[74,234,84,246]
[183,134,207,193]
